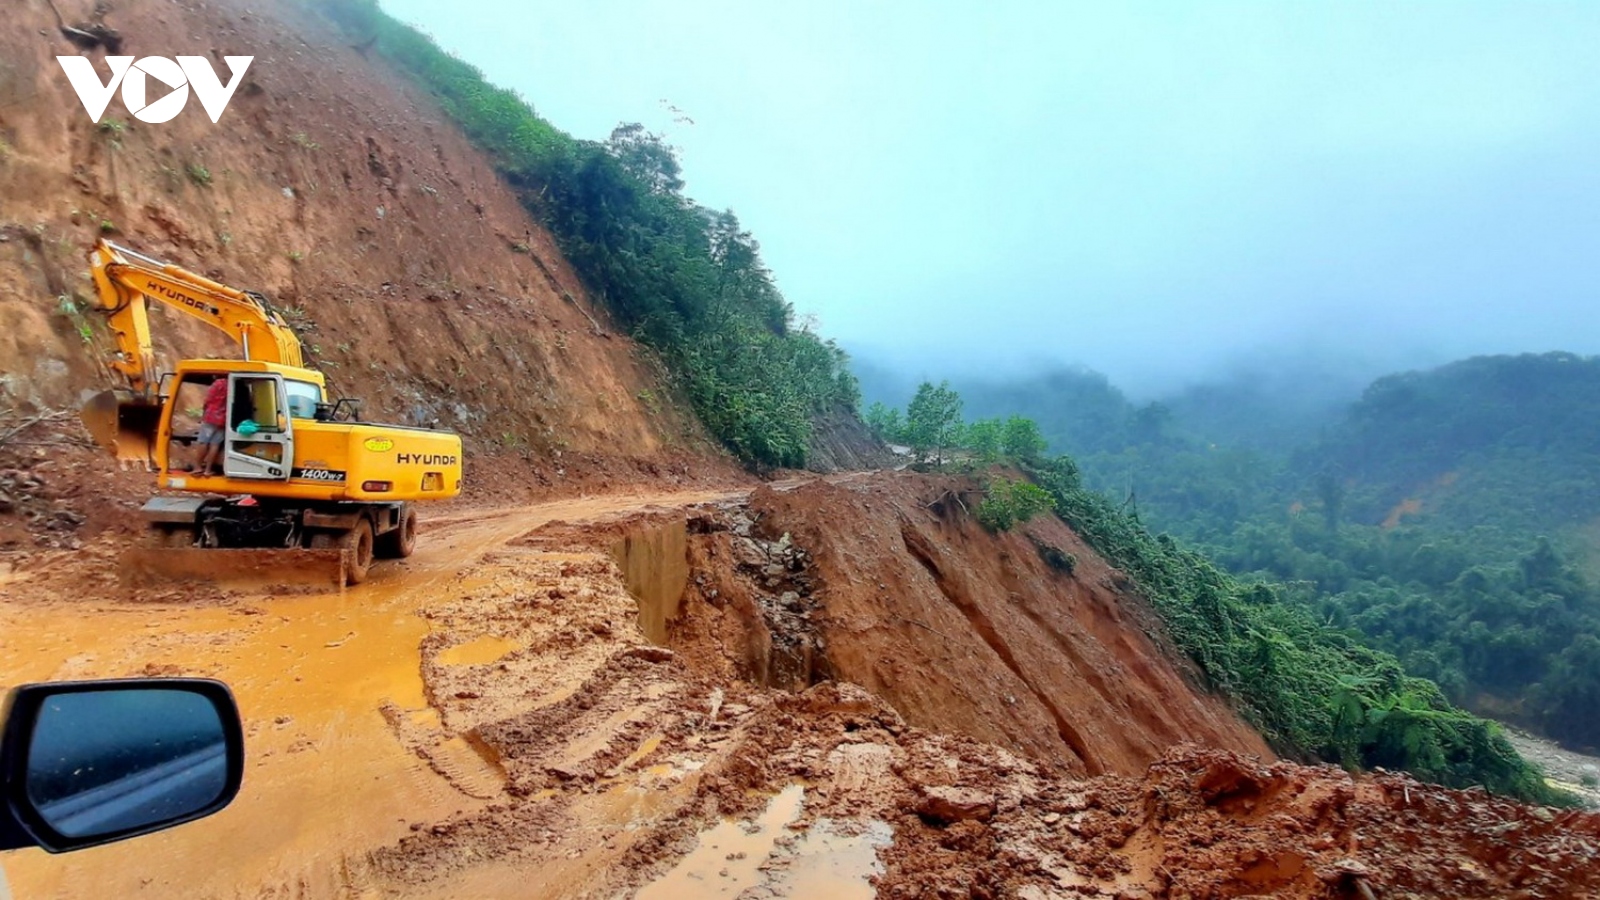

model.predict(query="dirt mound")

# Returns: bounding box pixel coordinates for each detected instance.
[0,0,735,493]
[878,743,1600,899]
[0,411,150,551]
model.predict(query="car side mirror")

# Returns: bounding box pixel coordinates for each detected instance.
[0,678,244,853]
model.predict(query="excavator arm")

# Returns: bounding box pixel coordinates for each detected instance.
[81,239,306,461]
[88,239,304,389]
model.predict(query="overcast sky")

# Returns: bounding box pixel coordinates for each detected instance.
[380,0,1600,395]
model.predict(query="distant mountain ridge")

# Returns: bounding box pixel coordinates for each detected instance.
[1299,351,1600,534]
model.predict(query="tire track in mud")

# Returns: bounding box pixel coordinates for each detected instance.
[0,487,743,900]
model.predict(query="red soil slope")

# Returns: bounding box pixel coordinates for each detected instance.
[672,471,1272,776]
[0,0,723,495]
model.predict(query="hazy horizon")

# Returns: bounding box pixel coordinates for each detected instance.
[379,0,1600,396]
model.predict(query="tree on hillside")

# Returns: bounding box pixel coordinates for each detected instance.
[965,417,1004,462]
[1316,471,1345,533]
[1534,635,1600,746]
[906,380,963,463]
[606,123,684,195]
[1130,401,1173,445]
[864,401,905,443]
[1002,414,1048,462]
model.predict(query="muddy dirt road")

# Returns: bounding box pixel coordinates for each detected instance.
[5,475,1599,899]
[0,487,739,898]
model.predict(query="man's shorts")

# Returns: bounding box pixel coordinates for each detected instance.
[198,422,225,446]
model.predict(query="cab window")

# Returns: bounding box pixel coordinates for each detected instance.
[285,380,322,420]
[231,376,284,433]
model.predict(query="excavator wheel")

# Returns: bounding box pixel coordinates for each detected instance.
[375,505,418,560]
[340,519,375,585]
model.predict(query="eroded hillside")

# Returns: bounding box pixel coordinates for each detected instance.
[0,0,723,496]
[668,473,1271,775]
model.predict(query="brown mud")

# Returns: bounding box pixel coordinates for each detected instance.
[4,472,1599,899]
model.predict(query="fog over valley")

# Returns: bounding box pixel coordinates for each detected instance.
[382,0,1600,397]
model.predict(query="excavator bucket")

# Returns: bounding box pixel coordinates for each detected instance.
[119,546,355,590]
[80,390,163,467]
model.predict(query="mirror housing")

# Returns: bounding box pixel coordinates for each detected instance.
[0,678,244,853]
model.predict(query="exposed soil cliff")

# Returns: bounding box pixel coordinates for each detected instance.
[667,471,1272,776]
[0,0,728,498]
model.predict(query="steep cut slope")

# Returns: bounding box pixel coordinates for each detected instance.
[0,0,725,493]
[669,471,1272,776]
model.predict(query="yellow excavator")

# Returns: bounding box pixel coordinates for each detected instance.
[78,239,463,585]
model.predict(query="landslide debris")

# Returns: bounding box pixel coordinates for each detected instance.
[669,471,1271,776]
[0,411,146,550]
[369,477,1600,899]
[4,475,1599,898]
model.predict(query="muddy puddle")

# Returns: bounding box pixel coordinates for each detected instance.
[0,488,746,898]
[436,634,522,666]
[0,573,468,898]
[637,784,891,900]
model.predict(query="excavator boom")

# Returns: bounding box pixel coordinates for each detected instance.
[81,240,304,462]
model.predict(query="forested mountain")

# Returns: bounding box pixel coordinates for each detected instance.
[864,351,1600,751]
[1301,352,1600,535]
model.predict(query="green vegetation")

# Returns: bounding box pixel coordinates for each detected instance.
[904,380,963,462]
[316,0,858,467]
[1056,354,1600,751]
[869,384,1048,467]
[870,380,1569,804]
[185,163,212,186]
[97,118,126,150]
[976,477,1053,532]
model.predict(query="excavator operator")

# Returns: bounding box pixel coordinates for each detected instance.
[190,375,228,475]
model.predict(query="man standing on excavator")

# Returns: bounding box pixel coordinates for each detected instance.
[188,375,227,475]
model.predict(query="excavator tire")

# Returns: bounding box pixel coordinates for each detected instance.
[340,519,375,585]
[375,505,417,560]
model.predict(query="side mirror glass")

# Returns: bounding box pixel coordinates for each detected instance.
[1,678,244,853]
